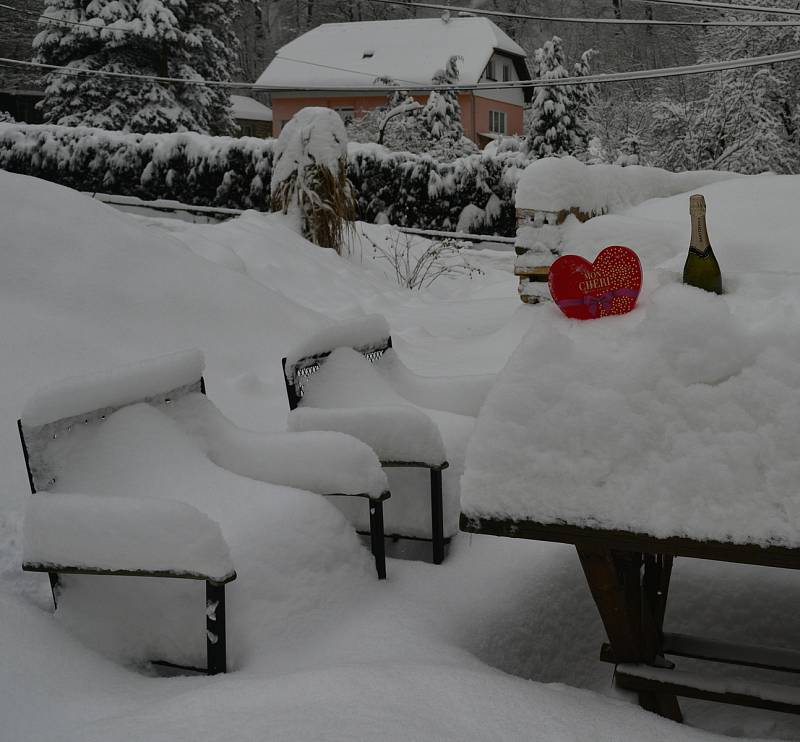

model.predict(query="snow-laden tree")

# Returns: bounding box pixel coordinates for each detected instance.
[649,68,797,173]
[348,60,476,160]
[33,0,240,134]
[527,37,594,159]
[421,56,464,143]
[643,0,800,174]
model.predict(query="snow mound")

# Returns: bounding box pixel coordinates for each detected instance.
[289,347,447,465]
[21,349,204,428]
[515,156,738,214]
[167,393,388,497]
[462,278,800,547]
[284,314,391,374]
[23,493,234,582]
[271,107,348,193]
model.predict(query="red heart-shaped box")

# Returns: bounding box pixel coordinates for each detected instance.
[548,246,642,320]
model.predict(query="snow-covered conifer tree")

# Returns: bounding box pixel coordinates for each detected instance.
[421,56,465,143]
[527,37,591,159]
[33,0,239,134]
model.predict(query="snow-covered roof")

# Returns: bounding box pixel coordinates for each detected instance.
[230,95,273,122]
[256,17,527,90]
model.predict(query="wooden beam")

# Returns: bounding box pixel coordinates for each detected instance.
[459,514,800,570]
[616,665,800,716]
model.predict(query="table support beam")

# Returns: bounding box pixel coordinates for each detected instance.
[576,545,682,722]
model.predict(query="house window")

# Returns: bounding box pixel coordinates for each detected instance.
[502,63,512,82]
[485,60,496,81]
[335,106,355,125]
[489,110,506,134]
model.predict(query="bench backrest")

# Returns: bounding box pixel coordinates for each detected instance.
[282,337,392,411]
[19,378,205,495]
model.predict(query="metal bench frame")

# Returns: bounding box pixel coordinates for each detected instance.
[283,336,449,565]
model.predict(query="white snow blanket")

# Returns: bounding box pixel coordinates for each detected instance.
[167,393,388,497]
[288,347,480,537]
[21,349,204,427]
[284,314,391,372]
[24,493,234,582]
[288,347,446,465]
[462,275,800,548]
[515,156,738,214]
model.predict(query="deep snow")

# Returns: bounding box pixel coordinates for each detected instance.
[2,168,800,741]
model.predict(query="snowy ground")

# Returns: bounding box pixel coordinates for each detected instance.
[2,169,800,741]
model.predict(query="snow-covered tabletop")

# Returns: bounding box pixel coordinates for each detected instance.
[461,272,800,550]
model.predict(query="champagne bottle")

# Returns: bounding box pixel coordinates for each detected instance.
[683,194,722,294]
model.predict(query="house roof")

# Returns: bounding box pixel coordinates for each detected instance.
[255,17,527,91]
[230,95,273,122]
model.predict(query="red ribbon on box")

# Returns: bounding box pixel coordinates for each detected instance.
[548,246,642,320]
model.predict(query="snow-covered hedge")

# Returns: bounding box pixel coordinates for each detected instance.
[349,143,526,235]
[0,123,275,210]
[0,123,529,234]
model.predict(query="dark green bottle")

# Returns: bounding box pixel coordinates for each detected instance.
[683,194,722,294]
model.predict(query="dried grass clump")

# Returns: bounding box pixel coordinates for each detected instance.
[270,158,356,253]
[270,107,357,255]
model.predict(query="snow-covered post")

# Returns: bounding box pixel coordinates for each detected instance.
[270,107,356,254]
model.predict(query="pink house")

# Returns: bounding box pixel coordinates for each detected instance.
[255,16,531,148]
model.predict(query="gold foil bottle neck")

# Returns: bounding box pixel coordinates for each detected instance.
[689,194,706,214]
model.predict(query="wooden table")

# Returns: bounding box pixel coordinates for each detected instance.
[460,513,800,721]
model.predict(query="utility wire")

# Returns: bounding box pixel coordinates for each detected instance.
[589,0,800,17]
[368,0,800,25]
[4,50,800,91]
[6,0,800,31]
[0,3,140,33]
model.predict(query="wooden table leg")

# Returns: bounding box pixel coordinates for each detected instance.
[576,545,682,722]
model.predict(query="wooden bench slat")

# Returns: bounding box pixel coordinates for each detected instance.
[662,633,800,675]
[615,664,800,715]
[22,562,237,585]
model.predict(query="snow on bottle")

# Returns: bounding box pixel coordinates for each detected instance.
[683,194,722,295]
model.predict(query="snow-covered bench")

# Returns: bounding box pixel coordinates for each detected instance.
[18,352,235,674]
[282,315,494,564]
[19,350,390,676]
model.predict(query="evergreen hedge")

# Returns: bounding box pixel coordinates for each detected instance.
[0,123,527,235]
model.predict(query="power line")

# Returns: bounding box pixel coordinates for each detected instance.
[4,50,800,91]
[0,3,139,34]
[603,0,800,17]
[367,0,800,25]
[5,0,800,33]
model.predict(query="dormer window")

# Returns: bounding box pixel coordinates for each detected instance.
[362,50,375,59]
[485,59,496,80]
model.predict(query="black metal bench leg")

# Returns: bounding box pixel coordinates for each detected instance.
[369,498,387,580]
[430,468,445,565]
[206,581,227,675]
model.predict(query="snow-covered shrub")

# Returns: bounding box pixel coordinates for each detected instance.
[0,123,274,209]
[360,231,483,290]
[0,122,527,235]
[348,142,526,235]
[270,108,356,253]
[0,111,14,123]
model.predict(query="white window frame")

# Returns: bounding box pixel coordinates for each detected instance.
[334,106,355,125]
[502,63,512,82]
[489,110,507,134]
[485,60,496,81]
